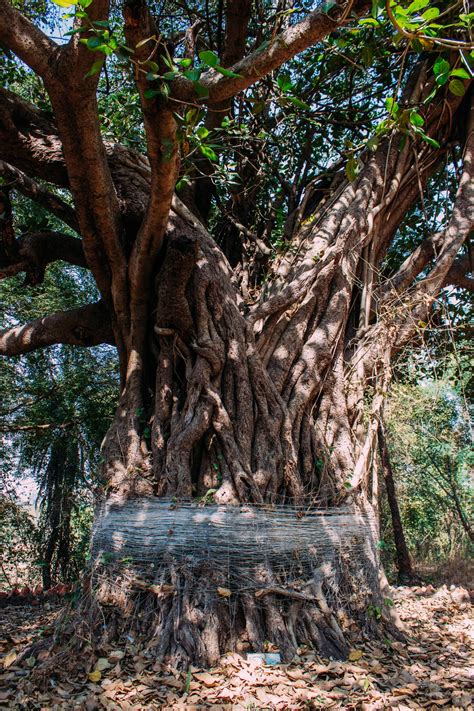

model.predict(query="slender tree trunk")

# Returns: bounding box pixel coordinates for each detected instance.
[377,421,414,584]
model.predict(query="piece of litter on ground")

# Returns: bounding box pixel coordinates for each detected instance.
[247,652,281,665]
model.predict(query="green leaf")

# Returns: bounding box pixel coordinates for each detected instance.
[345,156,359,182]
[143,88,159,99]
[433,57,450,78]
[414,128,440,148]
[196,126,209,140]
[435,72,449,86]
[146,72,160,81]
[450,68,470,80]
[193,81,209,98]
[385,97,399,115]
[407,0,429,12]
[84,60,103,77]
[421,7,440,21]
[215,66,243,78]
[51,0,75,6]
[86,36,103,50]
[175,176,190,191]
[277,73,293,93]
[184,669,192,695]
[178,58,192,69]
[64,27,85,36]
[448,79,466,97]
[254,40,269,54]
[199,50,219,68]
[115,44,134,56]
[163,71,179,81]
[367,136,379,151]
[286,95,311,111]
[410,38,424,52]
[199,144,218,161]
[136,36,155,49]
[185,108,201,125]
[370,0,380,18]
[184,68,202,82]
[409,110,424,127]
[362,45,374,67]
[251,100,265,115]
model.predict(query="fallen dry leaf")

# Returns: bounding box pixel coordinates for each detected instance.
[193,671,220,687]
[1,582,473,710]
[148,584,175,596]
[94,657,111,672]
[348,649,363,661]
[2,651,17,669]
[217,586,232,597]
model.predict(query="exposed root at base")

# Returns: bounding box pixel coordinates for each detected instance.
[28,553,402,674]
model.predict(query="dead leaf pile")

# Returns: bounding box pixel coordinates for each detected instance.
[0,584,472,709]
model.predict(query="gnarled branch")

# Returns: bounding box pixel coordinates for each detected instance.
[13,232,87,284]
[0,301,114,356]
[0,161,78,231]
[171,0,369,104]
[444,252,474,292]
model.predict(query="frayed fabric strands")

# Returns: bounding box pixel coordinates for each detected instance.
[91,500,379,592]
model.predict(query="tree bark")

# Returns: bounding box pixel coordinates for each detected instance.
[377,421,414,583]
[0,0,472,669]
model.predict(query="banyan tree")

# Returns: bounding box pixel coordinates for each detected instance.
[0,0,472,666]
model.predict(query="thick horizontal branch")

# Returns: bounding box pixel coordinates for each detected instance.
[0,161,78,231]
[0,89,69,187]
[171,0,369,104]
[0,89,151,231]
[0,301,114,356]
[15,231,87,283]
[1,231,87,284]
[0,421,72,432]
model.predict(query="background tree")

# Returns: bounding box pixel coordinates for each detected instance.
[384,379,473,562]
[0,0,472,665]
[0,198,118,588]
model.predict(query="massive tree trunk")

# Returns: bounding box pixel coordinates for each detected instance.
[0,0,473,669]
[88,81,471,666]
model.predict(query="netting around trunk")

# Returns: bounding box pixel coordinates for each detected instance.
[91,499,380,596]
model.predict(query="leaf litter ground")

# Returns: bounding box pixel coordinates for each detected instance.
[0,584,472,710]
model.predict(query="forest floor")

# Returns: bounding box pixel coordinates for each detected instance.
[0,584,472,710]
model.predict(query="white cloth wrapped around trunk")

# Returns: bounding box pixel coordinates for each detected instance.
[91,499,379,583]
